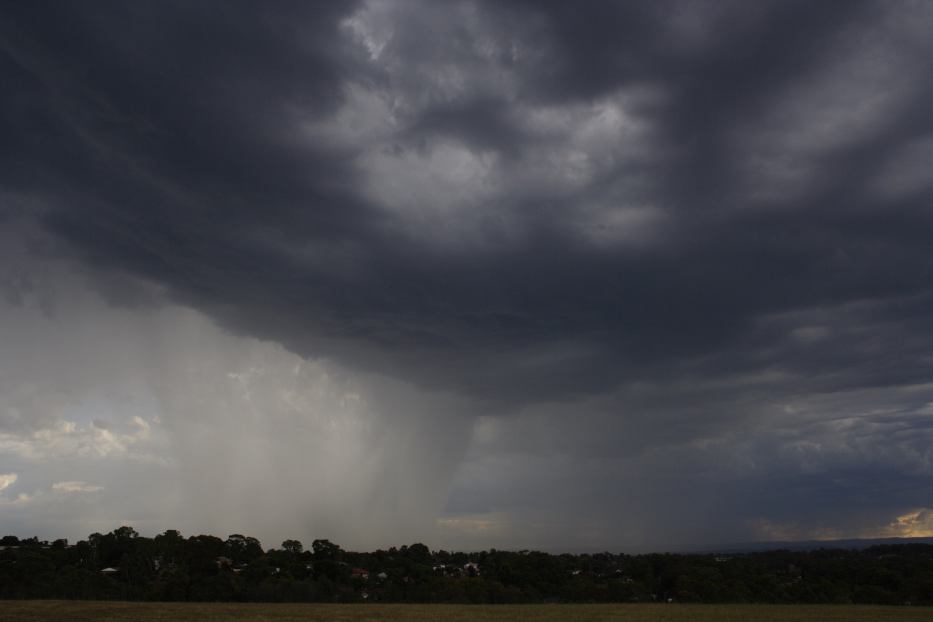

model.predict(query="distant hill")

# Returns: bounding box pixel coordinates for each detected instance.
[697,536,933,554]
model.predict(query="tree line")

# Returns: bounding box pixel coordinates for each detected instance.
[1,528,931,604]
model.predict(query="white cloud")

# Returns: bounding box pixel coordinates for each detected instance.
[52,481,104,494]
[0,473,17,493]
[0,418,158,462]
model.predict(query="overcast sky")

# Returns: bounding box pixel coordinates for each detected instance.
[2,0,933,552]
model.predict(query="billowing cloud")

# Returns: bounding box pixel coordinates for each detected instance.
[1,0,933,550]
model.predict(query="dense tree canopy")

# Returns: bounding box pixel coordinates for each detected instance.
[0,529,931,604]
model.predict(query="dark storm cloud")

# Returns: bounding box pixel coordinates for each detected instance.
[3,0,931,398]
[3,0,933,547]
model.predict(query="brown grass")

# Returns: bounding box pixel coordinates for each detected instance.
[0,601,930,622]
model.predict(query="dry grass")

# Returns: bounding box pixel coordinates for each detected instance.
[0,601,930,622]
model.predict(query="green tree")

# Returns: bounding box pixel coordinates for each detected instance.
[311,539,342,561]
[282,539,303,555]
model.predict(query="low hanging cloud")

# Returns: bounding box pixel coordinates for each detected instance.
[1,0,933,550]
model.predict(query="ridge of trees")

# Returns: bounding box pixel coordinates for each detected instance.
[1,529,931,604]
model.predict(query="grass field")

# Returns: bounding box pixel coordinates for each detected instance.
[0,601,929,621]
